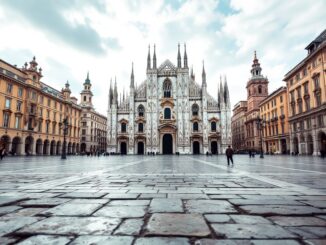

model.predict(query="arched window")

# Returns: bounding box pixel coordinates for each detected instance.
[83,96,86,102]
[164,108,171,119]
[211,121,216,131]
[138,123,143,132]
[163,79,172,98]
[193,122,198,132]
[138,105,145,117]
[121,122,126,132]
[258,85,262,94]
[192,104,199,116]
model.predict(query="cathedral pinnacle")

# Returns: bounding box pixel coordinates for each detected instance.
[147,45,151,70]
[153,44,157,69]
[177,43,181,68]
[130,62,134,88]
[202,61,206,86]
[184,43,188,68]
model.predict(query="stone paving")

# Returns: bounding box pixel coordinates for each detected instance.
[0,155,325,244]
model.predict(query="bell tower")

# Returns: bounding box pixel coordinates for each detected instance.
[246,51,268,111]
[80,72,93,108]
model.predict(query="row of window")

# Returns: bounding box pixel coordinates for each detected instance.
[4,82,80,117]
[261,95,283,112]
[289,58,319,86]
[292,115,324,132]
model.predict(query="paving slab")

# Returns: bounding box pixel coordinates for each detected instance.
[135,237,189,245]
[149,198,183,213]
[39,203,102,216]
[0,216,40,236]
[287,226,326,239]
[251,240,301,245]
[113,218,143,235]
[4,208,47,217]
[240,205,325,215]
[17,217,121,235]
[70,235,134,245]
[229,198,302,205]
[268,216,326,226]
[186,200,237,213]
[104,193,139,199]
[19,198,70,207]
[16,235,71,245]
[59,192,106,199]
[230,215,271,224]
[145,213,210,237]
[195,239,251,245]
[303,239,326,245]
[0,196,26,205]
[0,205,21,215]
[108,200,150,206]
[211,224,297,239]
[204,214,231,223]
[93,205,146,218]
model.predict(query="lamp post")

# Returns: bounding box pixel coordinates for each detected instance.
[61,117,68,160]
[97,129,101,155]
[256,116,265,158]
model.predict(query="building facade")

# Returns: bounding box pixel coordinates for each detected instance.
[259,87,290,154]
[231,101,247,152]
[107,44,231,154]
[79,73,107,154]
[0,57,81,155]
[284,29,326,155]
[244,52,269,152]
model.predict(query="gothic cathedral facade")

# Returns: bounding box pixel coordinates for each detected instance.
[107,44,231,154]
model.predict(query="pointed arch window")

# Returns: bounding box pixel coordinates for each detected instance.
[121,122,127,133]
[138,104,145,117]
[164,108,171,119]
[192,104,199,116]
[163,79,172,98]
[211,121,216,131]
[138,123,143,132]
[193,122,199,132]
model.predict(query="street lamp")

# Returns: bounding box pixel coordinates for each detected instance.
[256,116,265,158]
[61,117,68,160]
[97,129,101,155]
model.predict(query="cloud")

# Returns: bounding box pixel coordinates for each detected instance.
[1,0,106,55]
[0,0,325,116]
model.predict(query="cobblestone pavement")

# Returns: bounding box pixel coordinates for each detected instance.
[0,155,325,244]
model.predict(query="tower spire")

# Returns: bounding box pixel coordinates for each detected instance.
[251,50,262,77]
[224,75,230,107]
[219,76,224,104]
[177,43,181,68]
[114,76,117,104]
[130,62,134,88]
[202,60,206,86]
[147,45,151,70]
[183,43,188,68]
[153,44,157,69]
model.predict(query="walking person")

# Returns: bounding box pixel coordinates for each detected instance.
[225,145,234,166]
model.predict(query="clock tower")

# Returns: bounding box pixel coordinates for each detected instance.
[80,72,93,108]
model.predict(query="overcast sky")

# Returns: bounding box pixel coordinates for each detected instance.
[0,0,325,115]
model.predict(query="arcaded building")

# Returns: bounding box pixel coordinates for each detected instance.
[0,57,81,155]
[284,29,326,155]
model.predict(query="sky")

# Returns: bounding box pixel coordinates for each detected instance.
[0,0,325,115]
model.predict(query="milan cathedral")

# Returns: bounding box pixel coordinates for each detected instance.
[107,44,231,154]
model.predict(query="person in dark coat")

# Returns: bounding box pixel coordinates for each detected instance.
[225,145,234,166]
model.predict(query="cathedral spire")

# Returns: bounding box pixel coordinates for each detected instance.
[153,44,157,69]
[183,43,188,68]
[177,43,181,68]
[219,76,224,104]
[202,61,206,87]
[113,77,118,105]
[147,45,151,70]
[224,75,230,107]
[130,62,134,88]
[190,65,195,80]
[109,78,113,106]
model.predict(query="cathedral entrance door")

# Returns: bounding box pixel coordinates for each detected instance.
[193,141,200,154]
[137,142,144,155]
[162,134,173,154]
[120,142,127,155]
[211,141,218,154]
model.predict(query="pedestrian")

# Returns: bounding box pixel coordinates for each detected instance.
[248,150,252,158]
[225,145,234,166]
